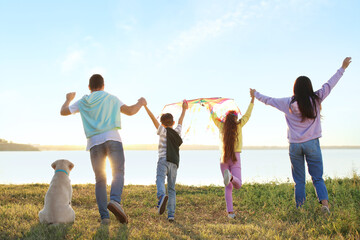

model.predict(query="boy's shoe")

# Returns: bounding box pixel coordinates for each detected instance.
[228,213,236,219]
[321,205,330,215]
[168,215,175,222]
[101,218,110,225]
[157,195,168,215]
[223,169,232,186]
[107,200,128,224]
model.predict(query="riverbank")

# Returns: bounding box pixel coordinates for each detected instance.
[0,175,359,239]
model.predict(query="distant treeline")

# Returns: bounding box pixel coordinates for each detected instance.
[0,139,39,151]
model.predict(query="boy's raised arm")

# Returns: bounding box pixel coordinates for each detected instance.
[144,105,160,129]
[178,100,188,125]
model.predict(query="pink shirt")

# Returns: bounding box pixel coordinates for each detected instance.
[254,68,345,143]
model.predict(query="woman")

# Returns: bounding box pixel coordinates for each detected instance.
[251,57,352,212]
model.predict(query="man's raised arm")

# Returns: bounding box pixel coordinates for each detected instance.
[120,97,147,116]
[60,92,76,116]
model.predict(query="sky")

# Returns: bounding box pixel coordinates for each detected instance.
[0,0,359,147]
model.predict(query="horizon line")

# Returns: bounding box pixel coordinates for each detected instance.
[33,144,360,151]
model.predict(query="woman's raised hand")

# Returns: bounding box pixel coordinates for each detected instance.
[342,57,352,70]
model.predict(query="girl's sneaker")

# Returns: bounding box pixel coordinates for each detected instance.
[223,169,232,186]
[168,215,175,222]
[157,195,168,215]
[228,213,236,219]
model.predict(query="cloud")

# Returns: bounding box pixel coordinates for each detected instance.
[165,0,316,58]
[61,50,84,72]
[84,36,104,48]
[88,66,107,76]
[116,16,137,31]
[166,3,250,55]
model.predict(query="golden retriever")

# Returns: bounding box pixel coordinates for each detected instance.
[39,159,75,224]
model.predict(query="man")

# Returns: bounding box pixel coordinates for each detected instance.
[60,74,146,225]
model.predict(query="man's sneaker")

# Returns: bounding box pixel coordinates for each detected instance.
[107,200,128,224]
[223,169,232,186]
[321,205,330,215]
[101,218,110,225]
[168,215,175,222]
[228,213,236,219]
[157,195,168,215]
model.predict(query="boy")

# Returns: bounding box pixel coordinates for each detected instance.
[144,100,188,222]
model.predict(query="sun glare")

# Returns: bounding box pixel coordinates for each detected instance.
[105,157,113,185]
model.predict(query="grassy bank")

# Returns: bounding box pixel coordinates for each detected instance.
[1,175,359,240]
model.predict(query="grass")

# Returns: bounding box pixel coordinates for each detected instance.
[0,174,359,239]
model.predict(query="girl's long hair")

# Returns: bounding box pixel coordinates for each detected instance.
[222,111,239,163]
[291,76,321,121]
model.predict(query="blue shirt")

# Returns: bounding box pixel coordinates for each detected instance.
[77,91,123,138]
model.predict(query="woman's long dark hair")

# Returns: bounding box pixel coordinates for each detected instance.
[291,76,321,121]
[223,111,239,163]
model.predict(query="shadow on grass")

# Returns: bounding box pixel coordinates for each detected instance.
[170,221,202,240]
[93,224,129,240]
[114,224,129,240]
[22,222,72,240]
[93,224,109,240]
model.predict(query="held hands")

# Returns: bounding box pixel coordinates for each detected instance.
[66,92,76,101]
[138,97,147,106]
[342,57,352,70]
[250,88,256,103]
[250,88,256,98]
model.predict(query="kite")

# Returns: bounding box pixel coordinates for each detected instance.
[160,98,241,143]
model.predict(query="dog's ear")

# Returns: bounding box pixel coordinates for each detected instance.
[68,162,74,171]
[51,161,57,170]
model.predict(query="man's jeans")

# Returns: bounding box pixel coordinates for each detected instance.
[156,157,177,217]
[90,140,125,219]
[289,138,329,207]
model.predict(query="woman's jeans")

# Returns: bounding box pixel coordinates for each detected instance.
[90,140,125,219]
[289,138,328,207]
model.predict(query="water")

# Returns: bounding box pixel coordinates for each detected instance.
[0,149,359,185]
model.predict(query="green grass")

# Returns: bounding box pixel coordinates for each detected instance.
[1,175,359,239]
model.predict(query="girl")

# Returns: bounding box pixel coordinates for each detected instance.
[210,90,255,219]
[251,57,352,213]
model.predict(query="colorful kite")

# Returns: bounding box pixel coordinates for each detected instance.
[160,98,241,141]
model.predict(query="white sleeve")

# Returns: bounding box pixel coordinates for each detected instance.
[116,97,125,109]
[69,100,80,114]
[157,125,166,136]
[175,124,182,135]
